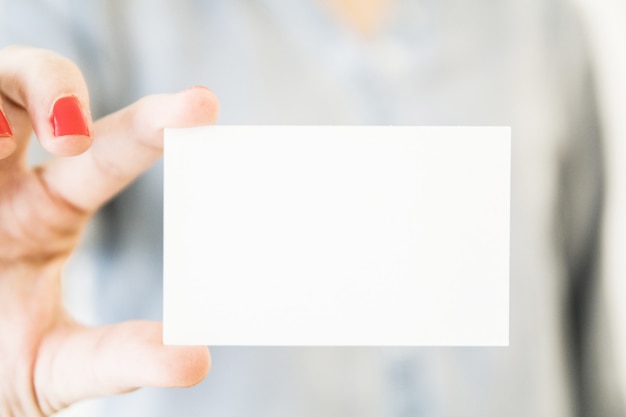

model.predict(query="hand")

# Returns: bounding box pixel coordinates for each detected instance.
[0,46,218,416]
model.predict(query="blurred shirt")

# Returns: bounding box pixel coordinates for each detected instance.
[0,0,621,416]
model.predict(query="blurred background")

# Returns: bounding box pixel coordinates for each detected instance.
[573,0,626,406]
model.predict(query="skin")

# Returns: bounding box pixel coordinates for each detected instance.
[320,0,393,35]
[0,2,394,415]
[0,46,218,416]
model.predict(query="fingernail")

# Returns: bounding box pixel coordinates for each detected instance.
[50,96,90,137]
[0,109,12,137]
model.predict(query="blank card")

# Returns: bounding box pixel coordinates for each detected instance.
[163,126,510,346]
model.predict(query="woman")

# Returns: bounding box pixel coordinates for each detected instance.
[0,0,620,416]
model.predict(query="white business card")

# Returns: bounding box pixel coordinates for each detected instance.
[163,126,510,346]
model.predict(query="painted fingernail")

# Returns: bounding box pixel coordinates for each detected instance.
[0,109,12,137]
[50,96,90,137]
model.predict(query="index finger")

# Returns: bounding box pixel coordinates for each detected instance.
[0,46,93,158]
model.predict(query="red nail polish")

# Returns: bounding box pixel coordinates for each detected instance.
[50,96,90,137]
[0,109,12,137]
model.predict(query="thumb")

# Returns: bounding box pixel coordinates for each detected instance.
[40,86,219,213]
[35,321,210,414]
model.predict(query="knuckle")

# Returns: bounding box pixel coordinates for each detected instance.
[34,52,85,89]
[130,95,167,151]
[0,46,90,109]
